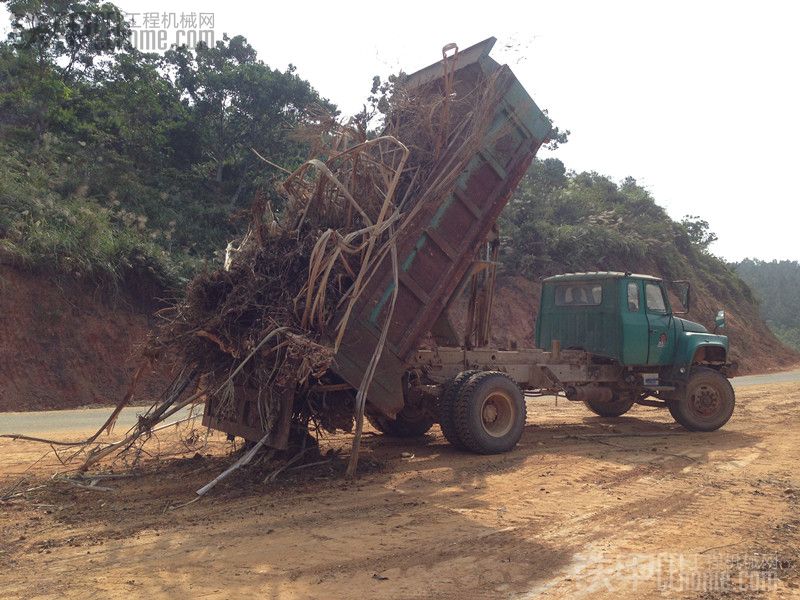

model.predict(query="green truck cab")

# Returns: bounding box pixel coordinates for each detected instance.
[536,272,729,370]
[535,272,735,431]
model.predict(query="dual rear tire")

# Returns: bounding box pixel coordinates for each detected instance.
[439,371,526,454]
[367,370,527,454]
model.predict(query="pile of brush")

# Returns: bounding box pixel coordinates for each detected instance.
[21,48,504,480]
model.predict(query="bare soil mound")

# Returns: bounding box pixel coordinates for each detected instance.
[0,265,169,411]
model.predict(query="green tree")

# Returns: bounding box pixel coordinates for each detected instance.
[0,3,336,277]
[165,35,334,195]
[4,0,129,76]
[498,158,742,294]
[1,0,130,144]
[680,215,718,251]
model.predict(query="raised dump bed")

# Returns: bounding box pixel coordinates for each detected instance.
[332,37,552,417]
[199,37,552,447]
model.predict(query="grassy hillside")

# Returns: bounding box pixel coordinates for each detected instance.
[0,146,182,288]
[501,158,746,297]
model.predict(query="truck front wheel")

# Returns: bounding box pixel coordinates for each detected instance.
[583,390,636,418]
[367,405,434,438]
[668,367,735,432]
[453,371,526,454]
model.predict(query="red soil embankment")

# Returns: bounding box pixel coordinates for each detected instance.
[0,265,169,411]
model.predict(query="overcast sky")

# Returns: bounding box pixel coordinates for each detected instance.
[8,1,800,261]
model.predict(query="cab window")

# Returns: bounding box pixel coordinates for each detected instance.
[555,283,602,306]
[645,282,667,313]
[627,282,640,312]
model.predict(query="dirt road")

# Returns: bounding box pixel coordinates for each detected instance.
[2,379,799,599]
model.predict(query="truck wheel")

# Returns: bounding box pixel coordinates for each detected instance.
[438,370,481,450]
[583,391,635,418]
[366,405,434,438]
[453,371,526,454]
[668,367,735,432]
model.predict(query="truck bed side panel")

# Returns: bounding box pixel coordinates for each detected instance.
[333,44,552,416]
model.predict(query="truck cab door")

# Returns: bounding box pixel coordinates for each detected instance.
[620,280,649,364]
[644,282,675,365]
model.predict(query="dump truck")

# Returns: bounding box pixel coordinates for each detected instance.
[204,37,735,453]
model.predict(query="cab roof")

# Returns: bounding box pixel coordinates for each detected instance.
[543,271,662,283]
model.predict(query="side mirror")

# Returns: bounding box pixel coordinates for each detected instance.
[671,280,691,314]
[714,309,726,332]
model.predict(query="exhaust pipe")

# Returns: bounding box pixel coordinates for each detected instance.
[564,385,613,403]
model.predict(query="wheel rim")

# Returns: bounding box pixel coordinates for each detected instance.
[689,383,722,419]
[480,390,515,437]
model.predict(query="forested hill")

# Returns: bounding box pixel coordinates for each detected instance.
[734,260,800,351]
[0,1,797,378]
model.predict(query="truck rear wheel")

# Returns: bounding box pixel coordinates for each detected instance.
[668,367,735,432]
[453,371,526,454]
[438,370,480,450]
[583,391,635,418]
[367,405,434,438]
